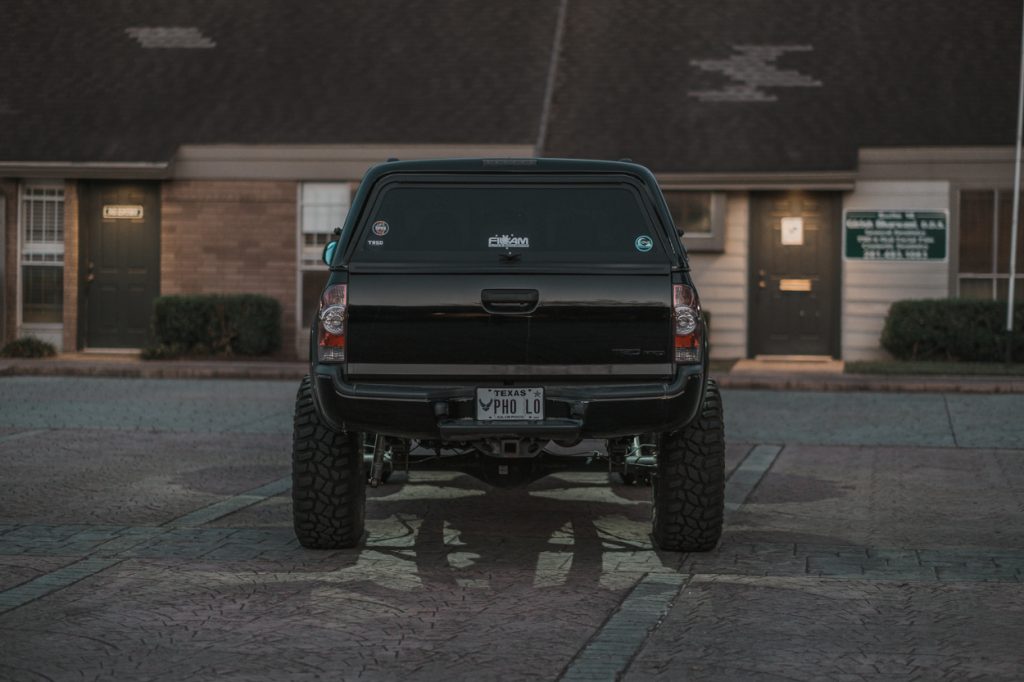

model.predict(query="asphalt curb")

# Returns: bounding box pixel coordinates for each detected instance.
[717,373,1024,394]
[0,359,306,382]
[1,358,1022,393]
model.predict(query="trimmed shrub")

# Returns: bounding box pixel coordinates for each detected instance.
[881,299,1024,362]
[0,336,57,358]
[149,294,282,357]
[151,295,213,351]
[221,295,283,355]
[140,343,188,360]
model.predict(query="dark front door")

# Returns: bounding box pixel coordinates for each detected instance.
[749,191,840,357]
[81,182,160,348]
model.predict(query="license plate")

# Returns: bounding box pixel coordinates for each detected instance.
[476,387,545,421]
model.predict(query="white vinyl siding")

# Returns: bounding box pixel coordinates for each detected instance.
[686,192,748,359]
[842,181,951,361]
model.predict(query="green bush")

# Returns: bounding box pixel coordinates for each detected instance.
[881,299,1024,362]
[149,294,282,357]
[0,336,57,358]
[140,343,188,360]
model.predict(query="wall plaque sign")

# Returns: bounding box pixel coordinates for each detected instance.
[103,205,144,220]
[844,210,947,261]
[781,217,804,245]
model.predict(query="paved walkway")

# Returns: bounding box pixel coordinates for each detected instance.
[1,352,1023,393]
[0,377,1022,680]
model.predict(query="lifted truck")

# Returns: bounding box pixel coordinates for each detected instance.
[293,158,724,552]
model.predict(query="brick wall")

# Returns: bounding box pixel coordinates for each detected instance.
[62,180,79,351]
[161,180,298,357]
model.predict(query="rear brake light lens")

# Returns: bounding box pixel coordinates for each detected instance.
[673,284,702,363]
[318,284,347,362]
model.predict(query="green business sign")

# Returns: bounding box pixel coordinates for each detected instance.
[844,210,948,261]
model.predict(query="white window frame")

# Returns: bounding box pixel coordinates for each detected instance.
[660,189,727,253]
[295,182,351,355]
[957,188,1024,300]
[16,181,66,342]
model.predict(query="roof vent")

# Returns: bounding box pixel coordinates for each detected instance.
[126,27,216,49]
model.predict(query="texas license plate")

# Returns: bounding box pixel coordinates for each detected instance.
[476,387,545,421]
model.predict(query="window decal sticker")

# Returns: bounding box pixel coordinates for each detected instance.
[635,235,654,252]
[372,220,390,237]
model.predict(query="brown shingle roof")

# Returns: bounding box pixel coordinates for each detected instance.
[1,0,1020,172]
[544,0,1022,172]
[0,0,558,162]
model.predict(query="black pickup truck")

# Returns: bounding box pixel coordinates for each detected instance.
[294,158,724,552]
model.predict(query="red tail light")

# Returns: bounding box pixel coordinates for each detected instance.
[318,284,347,363]
[673,284,702,363]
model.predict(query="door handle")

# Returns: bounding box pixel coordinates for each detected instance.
[481,289,539,314]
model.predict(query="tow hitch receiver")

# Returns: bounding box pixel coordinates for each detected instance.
[615,435,658,485]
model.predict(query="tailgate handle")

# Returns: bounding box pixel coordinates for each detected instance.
[481,289,539,314]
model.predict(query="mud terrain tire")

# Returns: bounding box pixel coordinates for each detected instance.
[292,376,366,549]
[651,378,725,551]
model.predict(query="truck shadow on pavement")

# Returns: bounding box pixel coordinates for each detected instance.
[335,470,686,594]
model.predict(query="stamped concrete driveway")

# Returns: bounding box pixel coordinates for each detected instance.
[0,377,1022,681]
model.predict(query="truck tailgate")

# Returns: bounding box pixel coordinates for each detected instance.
[345,273,672,379]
